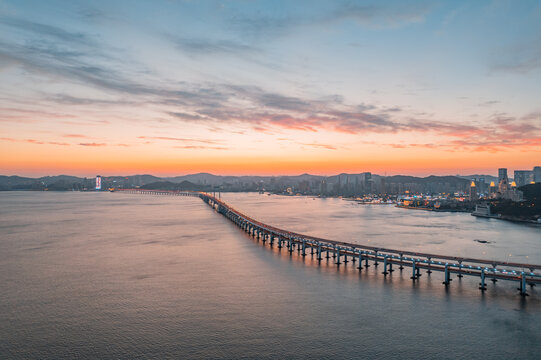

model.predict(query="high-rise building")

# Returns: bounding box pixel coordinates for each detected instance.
[534,166,541,183]
[498,168,508,183]
[469,180,478,200]
[514,170,533,187]
[488,181,497,198]
[96,175,102,190]
[498,168,509,193]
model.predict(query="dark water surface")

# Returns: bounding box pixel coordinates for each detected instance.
[1,191,540,359]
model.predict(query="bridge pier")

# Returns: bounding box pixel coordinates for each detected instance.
[317,244,322,261]
[519,273,528,296]
[374,251,379,266]
[479,268,487,291]
[427,258,432,274]
[399,255,404,270]
[457,261,463,278]
[336,248,341,265]
[411,259,417,280]
[442,264,451,285]
[302,240,306,257]
[357,251,363,271]
[382,255,389,275]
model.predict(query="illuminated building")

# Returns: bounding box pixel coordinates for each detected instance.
[497,168,509,193]
[469,180,478,200]
[488,181,496,198]
[96,175,102,190]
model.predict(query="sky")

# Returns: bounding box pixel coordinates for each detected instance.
[1,0,540,177]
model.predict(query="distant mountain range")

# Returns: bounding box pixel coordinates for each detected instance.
[458,174,500,183]
[0,172,483,193]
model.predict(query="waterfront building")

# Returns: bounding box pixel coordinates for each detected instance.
[469,180,478,200]
[498,168,509,193]
[96,175,102,190]
[514,170,533,187]
[534,166,541,183]
[498,168,508,183]
[488,181,497,198]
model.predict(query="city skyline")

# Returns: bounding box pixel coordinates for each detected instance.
[1,0,541,177]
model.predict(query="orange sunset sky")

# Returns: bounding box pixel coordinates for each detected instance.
[1,1,540,177]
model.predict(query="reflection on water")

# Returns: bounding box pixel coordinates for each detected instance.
[0,191,540,359]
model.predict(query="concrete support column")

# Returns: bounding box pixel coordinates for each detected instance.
[411,259,417,280]
[491,267,498,283]
[443,264,450,285]
[357,251,363,270]
[382,256,388,275]
[479,268,487,291]
[317,244,322,261]
[520,273,528,296]
[302,240,306,257]
[336,248,341,265]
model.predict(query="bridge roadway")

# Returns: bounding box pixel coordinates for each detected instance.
[115,189,541,296]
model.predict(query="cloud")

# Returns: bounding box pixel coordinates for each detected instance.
[490,37,541,74]
[173,145,229,150]
[63,134,89,138]
[229,1,432,39]
[0,16,97,47]
[0,107,73,123]
[78,142,106,146]
[299,143,337,150]
[50,94,134,106]
[167,111,208,121]
[324,2,431,28]
[1,13,539,156]
[137,136,222,145]
[382,112,541,152]
[170,37,258,56]
[0,137,69,146]
[478,100,500,107]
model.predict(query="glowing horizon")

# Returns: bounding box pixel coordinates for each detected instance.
[1,1,540,178]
